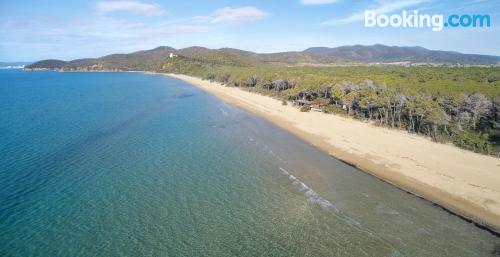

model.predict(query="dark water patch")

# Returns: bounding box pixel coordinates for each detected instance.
[176,92,195,99]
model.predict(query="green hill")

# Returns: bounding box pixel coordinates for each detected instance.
[26,44,500,72]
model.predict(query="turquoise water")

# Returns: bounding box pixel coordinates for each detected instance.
[0,70,498,256]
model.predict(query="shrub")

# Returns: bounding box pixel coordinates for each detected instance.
[300,105,311,112]
[323,104,341,114]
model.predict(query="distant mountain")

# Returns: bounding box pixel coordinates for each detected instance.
[304,44,500,64]
[26,44,500,71]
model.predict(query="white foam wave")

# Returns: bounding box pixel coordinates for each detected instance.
[279,167,337,211]
[219,108,229,117]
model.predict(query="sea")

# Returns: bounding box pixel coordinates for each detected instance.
[0,69,498,256]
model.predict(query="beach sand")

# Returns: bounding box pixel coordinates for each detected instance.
[166,73,500,232]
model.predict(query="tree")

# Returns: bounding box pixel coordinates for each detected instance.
[357,89,379,121]
[222,73,231,84]
[464,93,491,129]
[331,85,344,106]
[247,75,260,87]
[392,93,407,128]
[424,106,450,141]
[342,91,358,116]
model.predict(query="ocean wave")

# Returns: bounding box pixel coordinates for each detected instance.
[279,167,337,211]
[219,108,229,117]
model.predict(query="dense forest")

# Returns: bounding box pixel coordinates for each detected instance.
[160,56,500,156]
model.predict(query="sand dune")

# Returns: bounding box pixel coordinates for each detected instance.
[166,73,500,232]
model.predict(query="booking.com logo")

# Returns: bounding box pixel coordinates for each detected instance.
[365,10,491,31]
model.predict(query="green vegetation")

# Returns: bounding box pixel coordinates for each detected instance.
[300,105,311,112]
[160,59,500,156]
[26,45,500,155]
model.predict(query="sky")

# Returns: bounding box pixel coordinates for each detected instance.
[0,0,499,61]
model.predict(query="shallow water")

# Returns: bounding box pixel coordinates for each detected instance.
[0,70,498,256]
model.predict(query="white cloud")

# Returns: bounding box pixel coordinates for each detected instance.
[196,6,267,24]
[75,19,209,41]
[2,15,209,47]
[301,0,338,5]
[322,0,431,25]
[95,1,165,16]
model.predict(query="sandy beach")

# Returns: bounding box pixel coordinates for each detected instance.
[166,73,500,232]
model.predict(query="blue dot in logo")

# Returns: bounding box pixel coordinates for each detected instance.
[444,22,448,27]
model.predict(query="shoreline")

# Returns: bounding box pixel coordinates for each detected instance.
[164,73,500,234]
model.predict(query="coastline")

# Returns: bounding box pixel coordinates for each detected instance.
[165,73,500,233]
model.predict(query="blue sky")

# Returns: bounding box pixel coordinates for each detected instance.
[0,0,499,61]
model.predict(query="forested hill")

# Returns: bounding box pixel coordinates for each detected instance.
[304,44,500,64]
[25,46,178,71]
[26,44,500,71]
